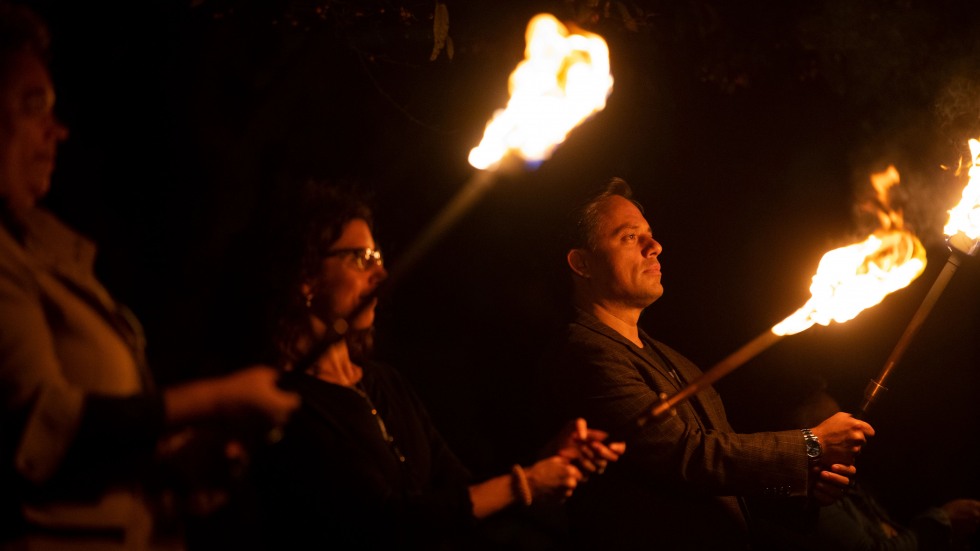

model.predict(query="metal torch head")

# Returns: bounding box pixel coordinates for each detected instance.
[946,231,980,257]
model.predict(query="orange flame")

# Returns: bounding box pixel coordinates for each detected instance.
[772,166,927,336]
[468,14,613,171]
[944,138,980,255]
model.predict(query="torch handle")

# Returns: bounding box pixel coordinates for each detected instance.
[858,251,962,417]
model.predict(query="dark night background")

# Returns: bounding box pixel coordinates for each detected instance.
[18,0,980,543]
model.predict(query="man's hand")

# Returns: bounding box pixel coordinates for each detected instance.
[810,412,875,467]
[165,366,301,428]
[217,366,302,426]
[810,463,856,506]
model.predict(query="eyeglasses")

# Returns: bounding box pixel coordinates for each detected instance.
[323,247,384,271]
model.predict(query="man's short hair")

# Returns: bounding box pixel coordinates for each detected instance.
[566,177,643,251]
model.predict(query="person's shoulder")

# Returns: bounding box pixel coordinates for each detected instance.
[3,207,97,269]
[563,310,635,354]
[361,358,402,383]
[0,208,80,281]
[539,313,602,359]
[540,316,636,380]
[0,216,24,268]
[21,207,90,245]
[555,307,605,338]
[644,337,698,370]
[359,360,421,401]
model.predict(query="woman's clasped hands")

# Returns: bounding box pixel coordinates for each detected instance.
[528,418,626,501]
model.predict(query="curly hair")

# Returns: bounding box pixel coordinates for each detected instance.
[270,180,377,368]
[215,179,378,372]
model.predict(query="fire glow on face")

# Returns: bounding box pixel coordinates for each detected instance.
[773,166,927,336]
[468,14,614,171]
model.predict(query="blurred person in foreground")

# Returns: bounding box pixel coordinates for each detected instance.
[754,377,980,551]
[227,180,625,549]
[537,177,877,549]
[0,3,299,549]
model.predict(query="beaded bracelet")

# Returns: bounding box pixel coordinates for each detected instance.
[511,464,533,507]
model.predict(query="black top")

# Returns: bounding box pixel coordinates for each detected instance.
[253,361,475,549]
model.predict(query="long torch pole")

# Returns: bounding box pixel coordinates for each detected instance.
[381,169,499,294]
[626,329,783,434]
[860,137,980,415]
[858,246,969,417]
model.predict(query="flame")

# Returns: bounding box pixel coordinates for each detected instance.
[772,166,927,336]
[468,14,613,171]
[943,138,980,254]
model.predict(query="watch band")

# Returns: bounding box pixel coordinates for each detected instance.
[800,428,822,461]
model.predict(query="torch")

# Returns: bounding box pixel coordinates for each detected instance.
[633,166,927,428]
[293,13,614,373]
[387,13,614,291]
[858,139,980,416]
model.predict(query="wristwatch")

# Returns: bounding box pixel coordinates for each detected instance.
[800,428,822,462]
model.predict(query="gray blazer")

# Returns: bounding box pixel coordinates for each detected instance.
[0,207,157,549]
[539,308,810,549]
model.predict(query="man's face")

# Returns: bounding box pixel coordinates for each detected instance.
[582,195,663,309]
[0,51,68,208]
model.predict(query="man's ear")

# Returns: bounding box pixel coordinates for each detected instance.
[567,249,590,278]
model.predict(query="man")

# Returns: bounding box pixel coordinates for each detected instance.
[539,177,875,549]
[0,4,299,549]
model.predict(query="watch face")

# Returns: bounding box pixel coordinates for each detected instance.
[802,430,821,458]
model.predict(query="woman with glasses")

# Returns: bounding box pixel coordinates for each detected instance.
[221,181,624,549]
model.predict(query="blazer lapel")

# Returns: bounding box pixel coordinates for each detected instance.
[571,309,685,394]
[571,309,722,432]
[9,208,152,390]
